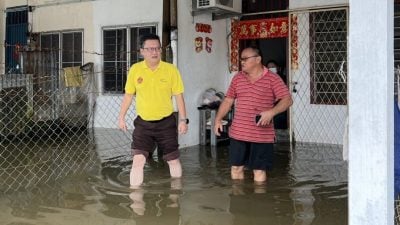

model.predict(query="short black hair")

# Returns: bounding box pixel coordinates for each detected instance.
[244,45,263,61]
[140,34,161,48]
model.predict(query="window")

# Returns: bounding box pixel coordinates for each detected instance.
[103,29,127,93]
[103,25,157,93]
[309,10,347,105]
[62,32,83,68]
[40,31,83,70]
[40,33,60,74]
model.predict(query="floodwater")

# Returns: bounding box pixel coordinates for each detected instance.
[0,129,347,225]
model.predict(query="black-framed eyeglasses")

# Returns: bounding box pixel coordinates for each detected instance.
[240,55,259,62]
[142,47,162,52]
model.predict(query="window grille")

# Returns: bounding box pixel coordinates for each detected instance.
[309,10,347,105]
[103,25,157,93]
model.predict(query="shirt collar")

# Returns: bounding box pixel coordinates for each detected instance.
[141,60,163,71]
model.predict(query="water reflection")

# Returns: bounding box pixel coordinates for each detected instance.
[0,135,348,225]
[128,179,182,224]
[289,143,348,225]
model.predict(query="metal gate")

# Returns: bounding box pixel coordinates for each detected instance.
[289,8,348,146]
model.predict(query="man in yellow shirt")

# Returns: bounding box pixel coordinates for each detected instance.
[118,34,188,187]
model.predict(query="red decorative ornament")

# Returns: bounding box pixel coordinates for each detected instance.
[195,23,212,33]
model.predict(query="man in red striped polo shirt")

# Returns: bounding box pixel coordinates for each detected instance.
[214,46,292,183]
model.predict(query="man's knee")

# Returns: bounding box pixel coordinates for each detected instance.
[132,154,146,168]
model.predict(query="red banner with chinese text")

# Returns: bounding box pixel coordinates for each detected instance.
[234,17,289,40]
[230,17,298,72]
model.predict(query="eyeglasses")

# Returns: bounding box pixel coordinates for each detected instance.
[240,55,259,62]
[142,47,162,52]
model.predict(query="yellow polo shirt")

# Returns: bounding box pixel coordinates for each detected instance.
[125,61,184,121]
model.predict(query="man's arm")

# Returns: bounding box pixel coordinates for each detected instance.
[175,93,188,134]
[258,95,293,126]
[214,97,234,136]
[118,93,134,131]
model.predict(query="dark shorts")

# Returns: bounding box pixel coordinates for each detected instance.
[229,138,274,171]
[131,114,179,161]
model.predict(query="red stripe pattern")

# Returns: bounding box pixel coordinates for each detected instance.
[226,67,290,143]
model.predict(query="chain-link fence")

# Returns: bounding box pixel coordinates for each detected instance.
[1,49,101,192]
[0,46,137,193]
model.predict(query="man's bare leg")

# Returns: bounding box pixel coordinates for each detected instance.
[130,154,146,187]
[167,158,182,178]
[231,166,245,180]
[253,169,266,182]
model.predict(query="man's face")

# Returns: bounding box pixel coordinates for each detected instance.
[140,39,162,64]
[240,49,260,73]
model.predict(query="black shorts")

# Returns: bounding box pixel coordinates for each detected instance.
[229,138,274,171]
[131,114,179,161]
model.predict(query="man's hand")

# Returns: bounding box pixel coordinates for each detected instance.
[118,116,127,131]
[214,120,223,136]
[256,110,275,126]
[178,121,188,135]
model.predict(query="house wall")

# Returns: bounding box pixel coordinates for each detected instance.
[177,0,231,147]
[31,2,95,61]
[0,0,230,147]
[2,0,352,146]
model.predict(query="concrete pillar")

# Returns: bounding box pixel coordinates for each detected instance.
[349,1,394,225]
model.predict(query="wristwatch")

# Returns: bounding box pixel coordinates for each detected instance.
[179,118,189,124]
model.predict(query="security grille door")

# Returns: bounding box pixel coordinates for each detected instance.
[289,8,348,145]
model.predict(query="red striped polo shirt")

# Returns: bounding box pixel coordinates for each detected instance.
[226,67,290,143]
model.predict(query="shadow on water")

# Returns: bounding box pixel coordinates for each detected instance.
[0,128,348,225]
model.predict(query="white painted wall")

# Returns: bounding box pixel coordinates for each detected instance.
[348,0,394,224]
[177,0,231,147]
[31,2,95,62]
[289,0,348,9]
[3,0,26,7]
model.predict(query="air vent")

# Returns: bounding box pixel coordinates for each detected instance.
[198,0,210,7]
[195,0,241,14]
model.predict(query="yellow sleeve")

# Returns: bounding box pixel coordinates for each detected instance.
[171,65,184,95]
[125,65,136,94]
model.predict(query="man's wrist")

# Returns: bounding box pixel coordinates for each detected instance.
[179,118,189,124]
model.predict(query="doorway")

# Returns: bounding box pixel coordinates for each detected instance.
[260,37,288,130]
[240,37,289,140]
